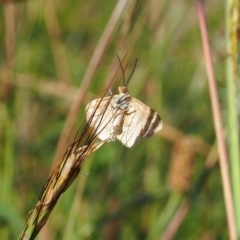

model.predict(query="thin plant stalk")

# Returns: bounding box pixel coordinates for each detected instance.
[18,88,115,239]
[197,1,237,239]
[18,58,126,239]
[18,140,104,240]
[226,0,240,235]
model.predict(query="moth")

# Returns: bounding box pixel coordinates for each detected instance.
[85,59,162,148]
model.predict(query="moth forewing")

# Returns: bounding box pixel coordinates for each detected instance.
[116,97,162,147]
[85,96,115,142]
[85,93,130,142]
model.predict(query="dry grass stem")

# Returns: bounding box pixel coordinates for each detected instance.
[18,81,120,239]
[19,136,104,239]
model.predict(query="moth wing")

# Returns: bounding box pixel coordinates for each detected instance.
[117,97,162,147]
[85,96,116,141]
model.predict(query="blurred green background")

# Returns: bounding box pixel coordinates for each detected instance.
[0,0,230,239]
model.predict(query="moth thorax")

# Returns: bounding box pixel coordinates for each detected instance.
[118,86,128,94]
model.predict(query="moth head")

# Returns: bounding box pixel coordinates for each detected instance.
[118,86,128,94]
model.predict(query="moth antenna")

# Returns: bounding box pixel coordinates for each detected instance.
[116,53,126,86]
[125,58,138,85]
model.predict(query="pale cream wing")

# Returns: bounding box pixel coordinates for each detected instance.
[117,97,162,148]
[85,96,117,142]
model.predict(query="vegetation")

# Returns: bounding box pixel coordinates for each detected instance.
[0,0,238,239]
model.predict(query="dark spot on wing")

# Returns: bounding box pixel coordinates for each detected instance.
[142,109,161,137]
